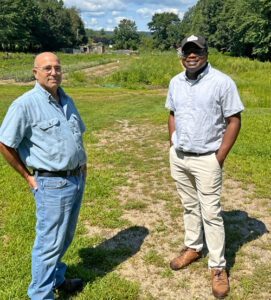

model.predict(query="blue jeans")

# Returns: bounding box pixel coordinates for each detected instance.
[27,173,85,300]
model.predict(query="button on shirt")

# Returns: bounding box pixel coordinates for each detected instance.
[165,63,244,153]
[0,82,87,171]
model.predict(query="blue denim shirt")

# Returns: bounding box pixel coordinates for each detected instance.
[0,82,87,171]
[165,63,244,153]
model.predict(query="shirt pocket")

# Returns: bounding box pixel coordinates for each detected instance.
[39,117,59,130]
[70,114,82,135]
[38,118,61,139]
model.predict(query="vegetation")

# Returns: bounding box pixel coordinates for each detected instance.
[147,13,181,50]
[1,0,270,60]
[0,52,117,81]
[95,50,271,108]
[0,0,87,51]
[188,0,271,61]
[113,19,140,50]
[0,52,270,299]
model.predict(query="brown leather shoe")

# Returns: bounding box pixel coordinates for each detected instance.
[170,247,202,270]
[211,269,229,299]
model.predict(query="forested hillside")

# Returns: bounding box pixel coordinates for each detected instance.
[180,0,271,61]
[0,0,88,52]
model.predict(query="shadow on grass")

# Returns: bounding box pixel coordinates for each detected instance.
[222,210,269,273]
[58,225,148,298]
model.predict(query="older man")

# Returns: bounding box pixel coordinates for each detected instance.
[166,35,244,298]
[0,52,87,299]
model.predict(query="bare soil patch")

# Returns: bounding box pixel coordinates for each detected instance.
[86,119,271,299]
[0,61,121,85]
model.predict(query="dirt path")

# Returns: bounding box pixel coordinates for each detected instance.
[86,119,271,300]
[0,61,121,85]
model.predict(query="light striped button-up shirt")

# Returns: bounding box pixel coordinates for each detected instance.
[165,63,244,153]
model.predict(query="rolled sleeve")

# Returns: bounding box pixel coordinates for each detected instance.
[0,101,28,148]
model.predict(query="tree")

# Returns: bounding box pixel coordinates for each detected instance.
[66,7,88,46]
[0,0,41,51]
[178,0,271,61]
[215,0,271,60]
[190,0,224,47]
[0,0,88,51]
[148,13,180,50]
[113,19,140,50]
[139,33,154,51]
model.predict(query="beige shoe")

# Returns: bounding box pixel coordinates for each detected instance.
[170,247,202,270]
[211,269,229,299]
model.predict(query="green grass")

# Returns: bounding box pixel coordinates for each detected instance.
[0,51,270,299]
[0,52,127,81]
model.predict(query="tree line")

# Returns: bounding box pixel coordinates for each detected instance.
[0,0,87,52]
[111,0,270,61]
[0,0,270,61]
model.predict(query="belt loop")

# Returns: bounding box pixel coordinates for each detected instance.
[66,170,71,177]
[34,170,38,179]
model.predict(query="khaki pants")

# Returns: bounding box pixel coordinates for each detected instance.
[170,146,226,268]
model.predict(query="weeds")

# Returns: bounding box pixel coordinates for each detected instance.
[0,51,270,299]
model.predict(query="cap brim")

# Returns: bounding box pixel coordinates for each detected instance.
[182,41,206,49]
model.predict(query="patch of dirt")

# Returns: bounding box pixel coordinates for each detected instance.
[0,61,121,85]
[86,120,271,299]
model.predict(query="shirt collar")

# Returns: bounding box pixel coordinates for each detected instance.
[34,81,67,104]
[181,63,211,84]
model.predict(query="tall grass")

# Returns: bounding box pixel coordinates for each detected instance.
[0,51,270,298]
[96,51,271,108]
[209,53,271,108]
[0,52,120,81]
[95,52,181,89]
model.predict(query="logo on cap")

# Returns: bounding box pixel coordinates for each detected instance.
[187,35,198,42]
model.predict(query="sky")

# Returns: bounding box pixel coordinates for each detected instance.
[63,0,198,32]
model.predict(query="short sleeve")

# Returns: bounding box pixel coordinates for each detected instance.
[220,78,244,118]
[165,81,175,111]
[0,101,28,148]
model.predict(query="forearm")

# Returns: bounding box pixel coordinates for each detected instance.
[0,142,31,180]
[216,114,241,164]
[168,111,175,147]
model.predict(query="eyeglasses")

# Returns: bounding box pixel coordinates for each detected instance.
[178,49,207,58]
[34,65,62,73]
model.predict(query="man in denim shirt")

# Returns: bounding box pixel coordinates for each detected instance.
[0,52,87,299]
[166,35,244,299]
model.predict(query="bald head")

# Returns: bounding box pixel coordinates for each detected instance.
[34,52,60,68]
[32,52,62,98]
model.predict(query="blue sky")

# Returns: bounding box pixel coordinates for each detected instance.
[63,0,198,32]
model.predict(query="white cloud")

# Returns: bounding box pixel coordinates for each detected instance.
[107,19,113,24]
[127,0,194,5]
[63,0,126,12]
[89,18,98,25]
[156,8,179,15]
[115,16,130,24]
[136,8,154,18]
[137,7,179,18]
[112,11,120,16]
[85,11,105,16]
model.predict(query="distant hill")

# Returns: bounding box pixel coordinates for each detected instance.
[85,29,151,38]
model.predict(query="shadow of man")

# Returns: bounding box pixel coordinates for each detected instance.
[58,225,148,298]
[222,210,269,273]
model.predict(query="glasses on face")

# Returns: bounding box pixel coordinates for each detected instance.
[34,65,62,73]
[178,49,207,58]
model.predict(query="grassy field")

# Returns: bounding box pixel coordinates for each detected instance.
[0,52,270,299]
[0,52,130,82]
